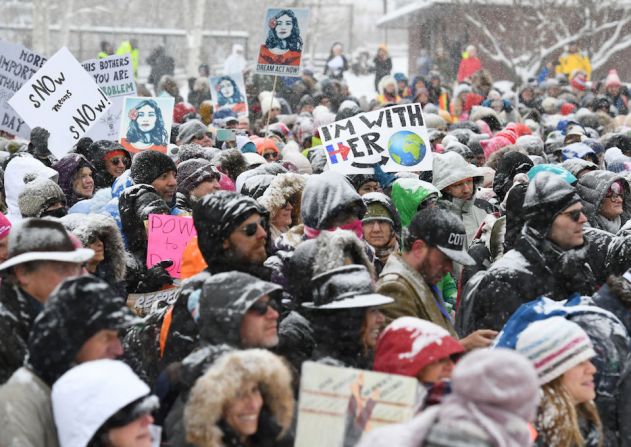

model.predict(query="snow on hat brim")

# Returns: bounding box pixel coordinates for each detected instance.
[0,247,94,271]
[302,293,393,310]
[436,244,475,266]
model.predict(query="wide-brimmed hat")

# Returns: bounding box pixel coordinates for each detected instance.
[302,265,393,310]
[0,218,94,271]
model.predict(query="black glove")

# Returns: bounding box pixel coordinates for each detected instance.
[136,260,174,293]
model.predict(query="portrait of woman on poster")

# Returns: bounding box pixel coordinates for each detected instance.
[121,99,169,154]
[258,9,303,66]
[215,76,247,115]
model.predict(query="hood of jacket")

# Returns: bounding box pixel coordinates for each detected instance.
[258,172,306,224]
[301,171,366,230]
[52,153,95,207]
[432,151,484,193]
[576,170,630,228]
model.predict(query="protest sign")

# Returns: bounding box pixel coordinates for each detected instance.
[119,96,174,154]
[146,214,197,279]
[0,40,47,138]
[318,103,432,174]
[127,286,181,316]
[8,47,111,159]
[256,8,310,77]
[82,53,136,141]
[210,72,248,118]
[294,362,423,447]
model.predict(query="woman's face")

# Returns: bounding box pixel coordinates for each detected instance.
[105,155,128,178]
[73,167,94,198]
[561,360,596,404]
[219,80,234,99]
[600,182,625,220]
[275,14,293,39]
[332,44,343,56]
[107,414,154,447]
[136,105,157,133]
[416,357,456,384]
[272,201,293,229]
[361,308,385,349]
[88,237,105,264]
[223,381,263,439]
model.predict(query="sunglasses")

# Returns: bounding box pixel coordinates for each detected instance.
[560,209,584,222]
[108,157,128,166]
[248,299,280,315]
[606,182,624,200]
[239,220,265,237]
[263,152,278,161]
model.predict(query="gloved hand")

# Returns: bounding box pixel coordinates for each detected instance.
[136,260,174,293]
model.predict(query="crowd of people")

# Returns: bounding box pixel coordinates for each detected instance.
[2,35,631,447]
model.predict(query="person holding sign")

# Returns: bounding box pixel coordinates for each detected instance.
[257,9,303,67]
[121,99,169,154]
[214,75,247,115]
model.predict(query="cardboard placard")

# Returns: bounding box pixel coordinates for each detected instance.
[82,53,136,141]
[0,40,47,138]
[209,72,248,118]
[146,214,197,279]
[118,96,174,154]
[255,8,310,77]
[8,47,111,159]
[318,103,433,174]
[127,286,181,316]
[294,362,423,447]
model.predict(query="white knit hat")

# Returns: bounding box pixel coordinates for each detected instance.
[515,316,595,385]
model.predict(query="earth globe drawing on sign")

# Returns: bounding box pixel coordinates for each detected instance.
[388,130,427,166]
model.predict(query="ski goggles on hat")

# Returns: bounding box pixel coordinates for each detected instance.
[606,181,624,200]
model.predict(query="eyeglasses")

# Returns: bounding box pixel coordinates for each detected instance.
[606,182,624,200]
[248,299,280,315]
[239,220,265,237]
[108,157,127,166]
[263,152,278,161]
[560,209,584,222]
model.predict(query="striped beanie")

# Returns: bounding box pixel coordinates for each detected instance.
[515,316,595,385]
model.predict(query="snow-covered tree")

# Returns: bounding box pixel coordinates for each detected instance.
[462,0,631,82]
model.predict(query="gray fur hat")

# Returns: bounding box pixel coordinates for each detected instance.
[18,177,66,218]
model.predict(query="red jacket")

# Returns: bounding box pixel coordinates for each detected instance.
[457,57,482,82]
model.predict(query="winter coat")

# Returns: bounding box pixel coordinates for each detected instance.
[4,154,58,223]
[147,47,175,86]
[618,356,631,447]
[373,55,392,91]
[51,153,95,207]
[162,272,284,446]
[457,56,482,83]
[0,282,41,384]
[184,350,295,447]
[576,170,631,234]
[377,253,457,337]
[0,367,58,447]
[437,197,493,247]
[460,215,506,288]
[457,226,598,335]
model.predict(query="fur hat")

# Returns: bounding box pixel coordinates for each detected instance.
[130,150,177,186]
[516,316,595,385]
[185,349,294,447]
[18,177,66,218]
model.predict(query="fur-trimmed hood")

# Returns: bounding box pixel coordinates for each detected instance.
[576,170,631,229]
[184,349,294,447]
[257,172,306,224]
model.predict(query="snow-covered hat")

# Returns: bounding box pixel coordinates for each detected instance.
[302,264,393,309]
[516,316,595,385]
[605,69,622,88]
[52,359,156,447]
[374,317,464,377]
[0,218,94,271]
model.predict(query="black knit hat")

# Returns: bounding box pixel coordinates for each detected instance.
[523,171,581,234]
[130,150,177,185]
[27,276,137,386]
[176,158,219,194]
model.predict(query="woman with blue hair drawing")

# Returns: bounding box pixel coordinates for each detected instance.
[214,76,247,115]
[257,9,303,66]
[121,99,169,154]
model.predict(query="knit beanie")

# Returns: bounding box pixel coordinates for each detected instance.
[130,150,177,186]
[523,171,581,234]
[0,212,11,239]
[515,316,595,385]
[374,317,464,378]
[177,120,209,145]
[18,177,66,218]
[176,158,219,194]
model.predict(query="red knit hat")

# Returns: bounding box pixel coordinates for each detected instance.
[373,317,465,378]
[560,102,577,116]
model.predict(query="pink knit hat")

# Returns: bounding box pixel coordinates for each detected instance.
[606,69,622,88]
[0,213,11,240]
[480,135,512,159]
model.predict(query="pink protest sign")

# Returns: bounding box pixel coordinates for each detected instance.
[146,214,197,278]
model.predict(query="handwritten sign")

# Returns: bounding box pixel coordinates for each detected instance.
[82,53,136,141]
[0,40,46,138]
[127,286,181,316]
[146,214,197,279]
[8,47,111,159]
[318,103,432,174]
[294,362,423,447]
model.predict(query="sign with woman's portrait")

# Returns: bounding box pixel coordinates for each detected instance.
[118,96,174,154]
[209,72,248,118]
[256,7,310,77]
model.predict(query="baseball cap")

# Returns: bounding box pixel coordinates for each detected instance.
[407,207,475,266]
